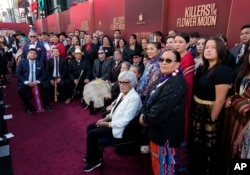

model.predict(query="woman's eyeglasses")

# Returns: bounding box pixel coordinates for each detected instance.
[118,81,130,85]
[159,58,176,64]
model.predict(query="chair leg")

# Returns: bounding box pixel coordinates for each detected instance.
[100,147,104,175]
[139,153,144,173]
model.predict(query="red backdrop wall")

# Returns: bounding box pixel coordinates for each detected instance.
[58,10,71,33]
[93,0,125,37]
[0,22,30,35]
[34,0,250,47]
[69,2,92,33]
[227,0,250,48]
[46,13,60,33]
[124,0,164,41]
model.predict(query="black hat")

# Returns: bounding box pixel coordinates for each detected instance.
[13,31,25,37]
[41,31,49,36]
[132,52,143,57]
[189,31,200,38]
[58,32,67,38]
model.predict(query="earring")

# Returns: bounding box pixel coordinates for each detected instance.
[172,69,178,76]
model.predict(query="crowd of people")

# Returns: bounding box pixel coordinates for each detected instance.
[1,24,250,174]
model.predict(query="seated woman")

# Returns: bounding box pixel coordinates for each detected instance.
[83,71,142,172]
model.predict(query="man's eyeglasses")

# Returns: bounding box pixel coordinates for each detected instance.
[29,36,37,38]
[98,52,104,55]
[118,81,130,85]
[159,58,177,64]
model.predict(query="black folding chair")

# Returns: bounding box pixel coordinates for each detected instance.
[98,113,144,175]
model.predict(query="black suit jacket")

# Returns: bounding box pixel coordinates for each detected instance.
[141,74,187,147]
[92,58,112,81]
[21,41,47,65]
[230,44,241,59]
[111,60,123,83]
[68,59,92,82]
[46,58,68,81]
[16,59,47,88]
[122,44,142,63]
[82,43,98,67]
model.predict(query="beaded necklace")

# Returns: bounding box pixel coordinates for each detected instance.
[147,67,183,104]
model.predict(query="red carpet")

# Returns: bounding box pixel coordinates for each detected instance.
[4,76,152,175]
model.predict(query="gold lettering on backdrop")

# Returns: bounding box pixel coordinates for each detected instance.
[134,32,151,42]
[81,21,89,31]
[110,16,125,30]
[176,3,217,27]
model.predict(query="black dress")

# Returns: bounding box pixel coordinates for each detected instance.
[190,65,233,175]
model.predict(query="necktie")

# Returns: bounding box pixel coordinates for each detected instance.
[55,58,59,77]
[114,62,118,68]
[116,40,119,48]
[236,44,245,64]
[31,61,35,81]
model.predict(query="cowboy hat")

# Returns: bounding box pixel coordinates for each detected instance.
[73,48,84,55]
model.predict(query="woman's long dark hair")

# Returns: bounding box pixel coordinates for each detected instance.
[202,36,226,72]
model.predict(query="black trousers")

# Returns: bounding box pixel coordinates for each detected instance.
[50,79,71,101]
[86,123,113,165]
[68,81,84,98]
[18,82,51,109]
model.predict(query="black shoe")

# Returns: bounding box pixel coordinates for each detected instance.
[45,105,52,111]
[82,162,102,172]
[82,103,89,109]
[83,156,102,163]
[26,106,34,114]
[81,99,88,109]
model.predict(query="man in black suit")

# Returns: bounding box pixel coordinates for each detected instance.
[230,24,250,77]
[112,30,121,49]
[92,49,112,81]
[110,50,123,83]
[16,48,51,114]
[66,48,92,104]
[81,34,98,68]
[230,24,250,61]
[21,31,47,66]
[46,48,69,102]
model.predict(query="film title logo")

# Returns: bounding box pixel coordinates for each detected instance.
[176,3,217,27]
